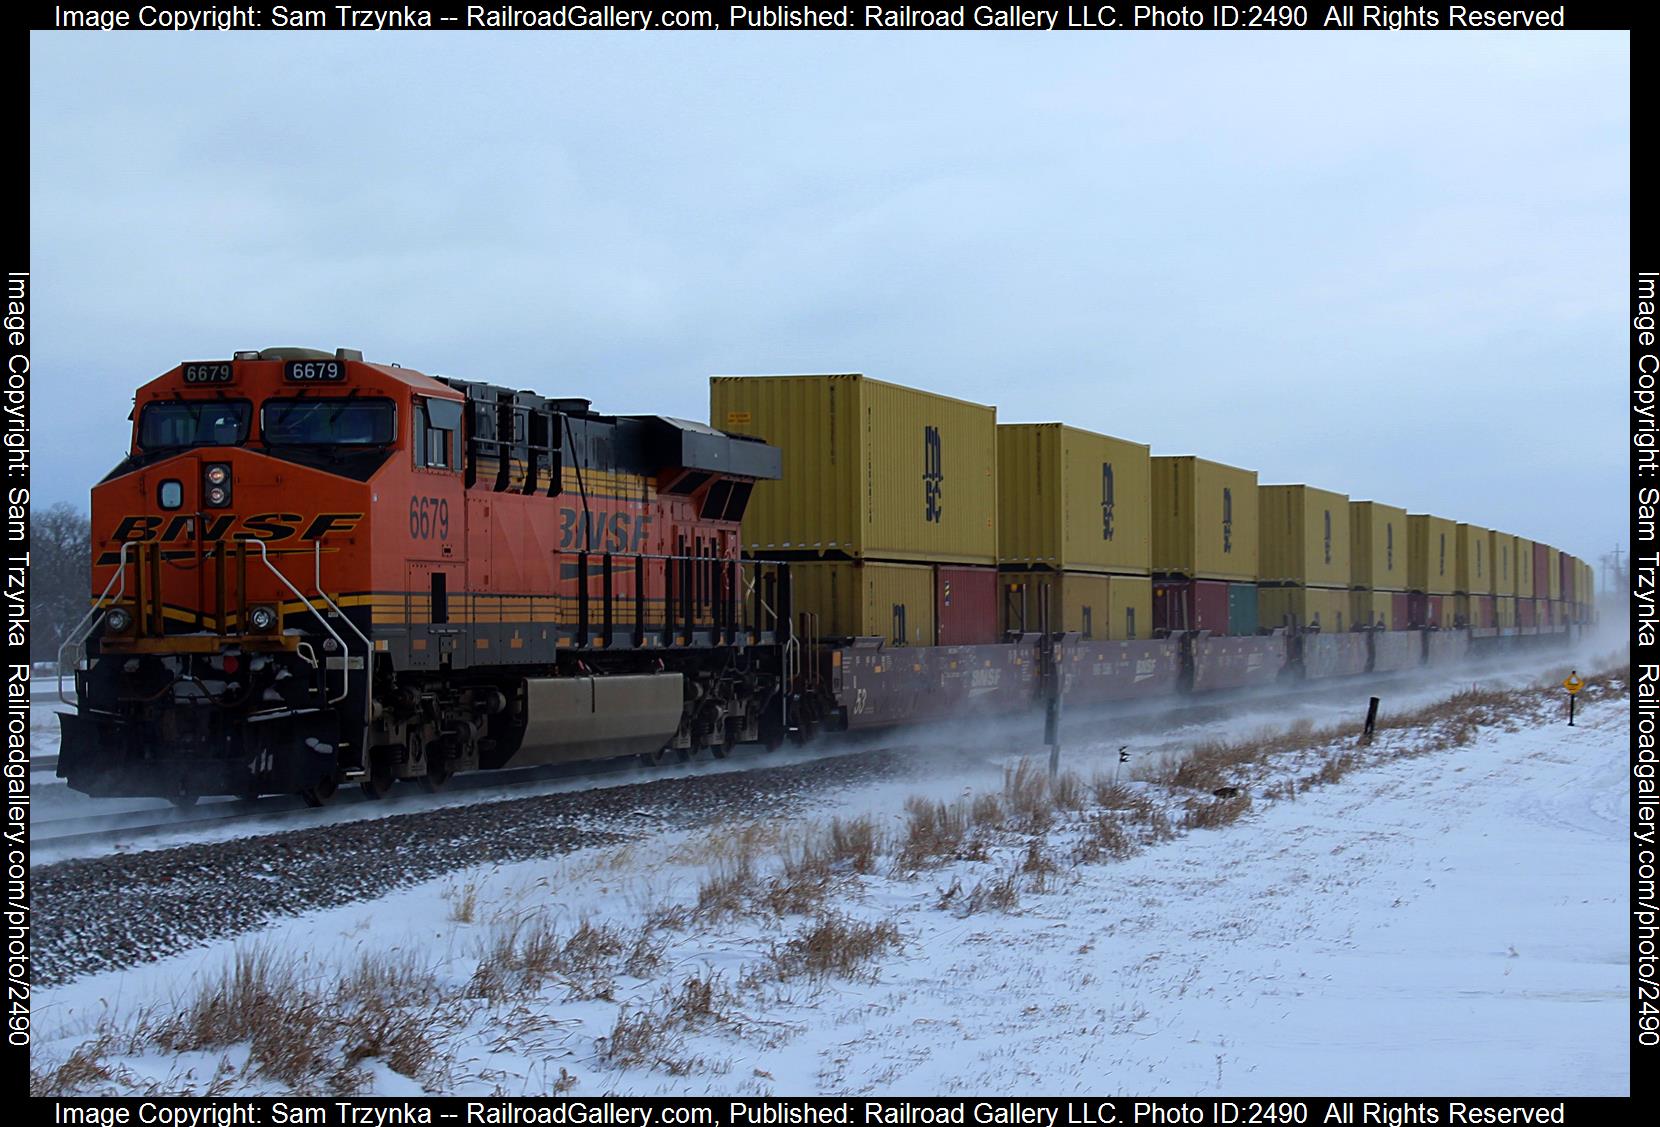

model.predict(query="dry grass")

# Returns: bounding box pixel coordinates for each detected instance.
[826,816,882,874]
[139,945,455,1094]
[895,796,973,871]
[757,913,902,982]
[695,861,756,920]
[962,870,1021,915]
[445,879,480,924]
[1180,791,1253,831]
[31,1036,128,1096]
[1002,759,1055,833]
[1071,812,1137,865]
[970,792,1006,828]
[1050,771,1087,812]
[469,915,643,1002]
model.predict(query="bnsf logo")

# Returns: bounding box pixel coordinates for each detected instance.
[922,426,943,524]
[110,512,364,543]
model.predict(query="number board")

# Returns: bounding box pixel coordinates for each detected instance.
[180,361,233,385]
[284,359,347,383]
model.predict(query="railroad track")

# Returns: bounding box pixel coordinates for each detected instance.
[30,656,1555,856]
[29,736,807,852]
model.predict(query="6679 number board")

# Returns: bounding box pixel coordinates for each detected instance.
[284,359,346,382]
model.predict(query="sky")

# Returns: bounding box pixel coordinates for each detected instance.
[28,30,1629,572]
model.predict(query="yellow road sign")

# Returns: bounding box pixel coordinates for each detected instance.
[1563,674,1584,695]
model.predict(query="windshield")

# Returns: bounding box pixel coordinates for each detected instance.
[137,400,252,450]
[261,398,396,446]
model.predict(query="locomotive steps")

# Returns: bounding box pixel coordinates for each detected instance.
[31,663,1629,1095]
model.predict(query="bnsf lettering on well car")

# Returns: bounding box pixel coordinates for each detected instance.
[110,512,365,543]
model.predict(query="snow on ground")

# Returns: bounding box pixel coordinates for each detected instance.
[31,673,1629,1097]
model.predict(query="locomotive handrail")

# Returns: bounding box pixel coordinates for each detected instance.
[250,539,353,706]
[57,540,135,705]
[312,540,375,766]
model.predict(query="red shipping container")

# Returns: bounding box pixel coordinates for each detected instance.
[1518,597,1537,628]
[1539,597,1552,628]
[1153,579,1231,634]
[1409,593,1447,629]
[1477,595,1495,628]
[1391,592,1411,630]
[1560,555,1576,603]
[936,565,999,645]
[1532,543,1549,598]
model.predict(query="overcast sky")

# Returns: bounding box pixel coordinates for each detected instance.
[29,31,1628,574]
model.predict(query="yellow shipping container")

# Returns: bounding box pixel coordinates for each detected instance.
[1259,585,1352,633]
[997,424,1151,575]
[1349,501,1408,592]
[1495,595,1516,629]
[1259,485,1350,588]
[1490,530,1517,597]
[1546,546,1562,600]
[710,374,997,564]
[999,570,1149,641]
[788,560,934,646]
[1514,536,1534,598]
[1408,515,1458,595]
[1350,589,1401,630]
[1150,456,1259,582]
[1455,523,1493,595]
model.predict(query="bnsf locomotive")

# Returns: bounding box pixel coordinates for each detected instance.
[58,348,792,805]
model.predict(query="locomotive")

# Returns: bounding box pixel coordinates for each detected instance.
[57,348,792,805]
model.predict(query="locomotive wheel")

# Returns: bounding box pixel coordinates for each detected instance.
[360,753,396,800]
[300,777,338,807]
[419,763,452,793]
[167,793,198,809]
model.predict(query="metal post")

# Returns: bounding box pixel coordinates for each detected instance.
[1569,693,1575,727]
[1040,586,1062,776]
[1363,696,1380,743]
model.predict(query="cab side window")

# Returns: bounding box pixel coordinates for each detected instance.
[415,397,463,470]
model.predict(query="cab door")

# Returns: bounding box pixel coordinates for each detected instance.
[406,394,466,668]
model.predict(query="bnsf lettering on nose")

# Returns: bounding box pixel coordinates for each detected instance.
[111,512,363,542]
[922,425,943,523]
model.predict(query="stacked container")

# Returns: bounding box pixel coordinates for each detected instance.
[1532,541,1552,631]
[710,374,999,645]
[1455,523,1495,629]
[1408,514,1458,628]
[996,423,1152,640]
[1151,456,1259,634]
[1491,530,1517,630]
[1350,501,1408,630]
[1258,485,1351,632]
[1559,552,1576,625]
[1514,536,1536,631]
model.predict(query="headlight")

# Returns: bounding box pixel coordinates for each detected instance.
[248,605,278,632]
[203,463,232,507]
[105,607,133,633]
